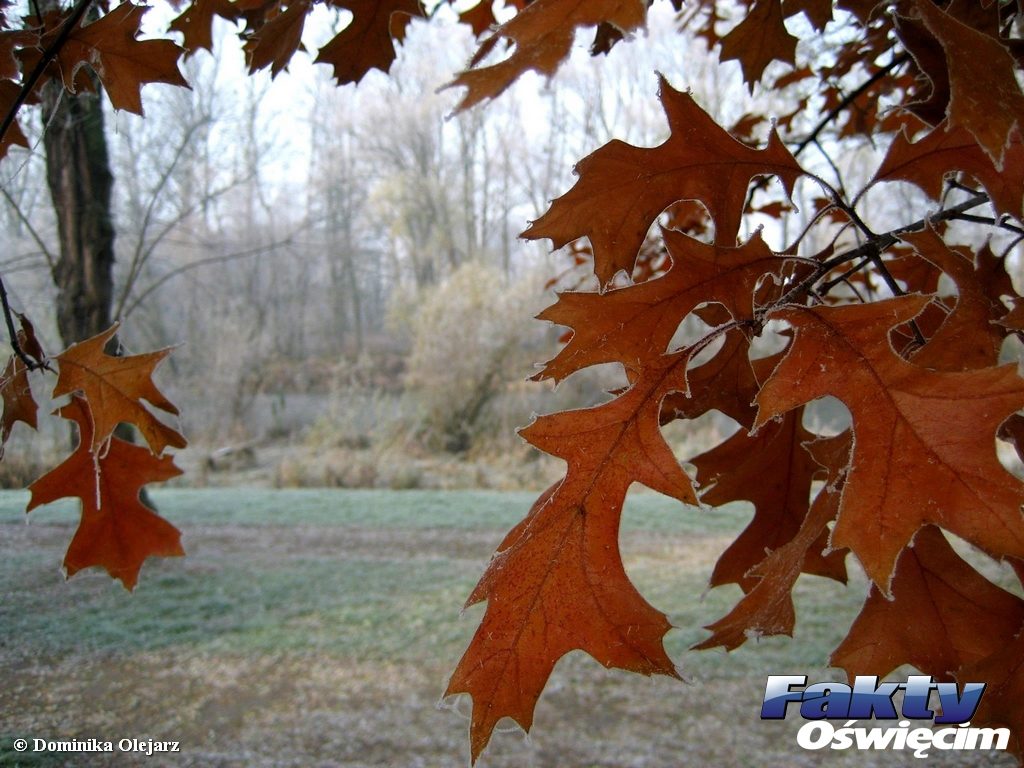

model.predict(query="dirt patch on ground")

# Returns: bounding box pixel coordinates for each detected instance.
[4,518,738,570]
[4,651,1014,767]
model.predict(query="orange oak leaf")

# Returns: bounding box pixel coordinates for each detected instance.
[694,408,847,592]
[244,0,309,77]
[446,354,695,762]
[534,228,787,383]
[314,0,423,85]
[0,354,37,450]
[170,0,242,55]
[720,0,798,89]
[447,0,646,111]
[26,396,184,590]
[910,0,1024,167]
[694,433,848,651]
[57,3,188,115]
[523,77,804,285]
[756,295,1024,590]
[53,324,186,455]
[831,525,1024,680]
[873,122,1024,220]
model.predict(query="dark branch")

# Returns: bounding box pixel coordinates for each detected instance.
[0,274,40,370]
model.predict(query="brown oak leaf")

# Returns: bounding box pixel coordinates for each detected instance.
[694,433,848,651]
[902,231,1004,370]
[524,77,804,285]
[956,626,1024,755]
[56,3,188,115]
[244,0,309,77]
[458,1,499,37]
[0,353,37,450]
[26,396,184,590]
[314,0,424,85]
[53,324,186,455]
[660,327,760,428]
[0,79,30,159]
[781,0,832,31]
[910,0,1024,167]
[894,11,950,125]
[446,354,695,762]
[15,312,45,365]
[447,0,646,111]
[831,525,1024,680]
[720,0,798,89]
[694,408,847,592]
[873,122,1024,220]
[170,0,242,55]
[0,29,35,80]
[756,295,1024,590]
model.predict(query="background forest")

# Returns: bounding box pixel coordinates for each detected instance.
[0,7,700,490]
[0,5,881,492]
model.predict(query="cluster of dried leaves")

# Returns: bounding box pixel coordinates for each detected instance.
[3,0,1024,763]
[441,0,1024,762]
[2,321,184,589]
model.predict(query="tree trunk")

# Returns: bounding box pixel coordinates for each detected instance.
[40,77,116,347]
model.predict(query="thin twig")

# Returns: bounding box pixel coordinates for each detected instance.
[817,255,873,294]
[0,185,55,270]
[947,212,1024,236]
[813,138,848,199]
[0,274,37,369]
[1001,234,1024,260]
[817,192,991,274]
[793,54,910,160]
[762,192,993,321]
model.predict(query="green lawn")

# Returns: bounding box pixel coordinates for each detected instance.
[0,489,1014,766]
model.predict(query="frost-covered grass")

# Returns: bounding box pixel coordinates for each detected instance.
[0,487,750,532]
[0,489,758,660]
[0,489,1010,767]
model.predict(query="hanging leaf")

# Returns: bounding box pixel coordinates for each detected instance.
[26,396,184,590]
[53,323,186,455]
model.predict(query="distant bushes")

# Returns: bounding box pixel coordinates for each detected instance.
[402,263,545,453]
